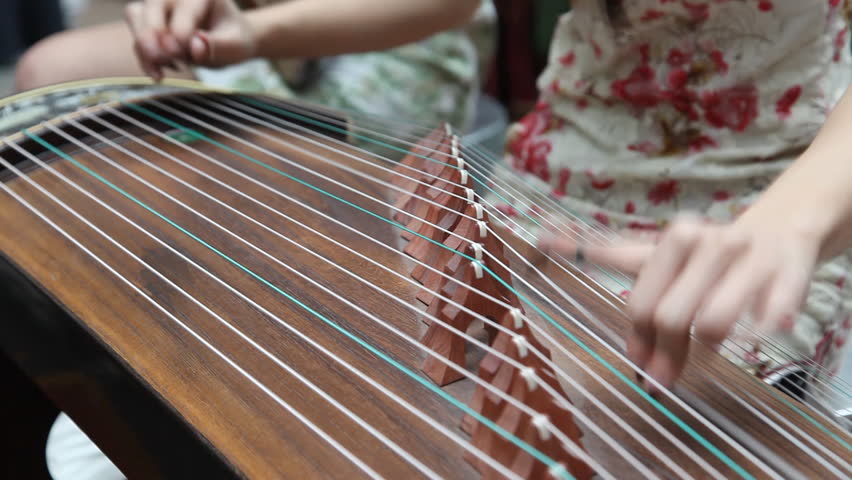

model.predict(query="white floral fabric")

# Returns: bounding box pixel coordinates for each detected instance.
[487,0,852,392]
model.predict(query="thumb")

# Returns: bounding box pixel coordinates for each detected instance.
[538,234,654,274]
[190,24,253,67]
[189,32,212,65]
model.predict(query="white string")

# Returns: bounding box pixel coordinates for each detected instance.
[190,94,808,476]
[274,100,852,464]
[123,99,780,478]
[241,94,621,256]
[215,95,622,274]
[69,111,701,479]
[233,96,852,426]
[710,379,848,477]
[206,97,654,359]
[49,118,618,479]
[149,99,489,229]
[737,388,852,473]
[110,99,737,476]
[197,96,637,341]
[200,97,638,346]
[82,107,717,476]
[0,154,385,479]
[235,94,852,440]
[715,336,852,434]
[2,137,523,480]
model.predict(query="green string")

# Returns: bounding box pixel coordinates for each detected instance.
[121,101,754,479]
[24,128,573,479]
[244,96,852,416]
[239,96,634,292]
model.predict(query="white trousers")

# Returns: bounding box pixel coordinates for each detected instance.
[46,413,124,480]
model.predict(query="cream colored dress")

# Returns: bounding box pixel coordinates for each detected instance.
[486,0,852,395]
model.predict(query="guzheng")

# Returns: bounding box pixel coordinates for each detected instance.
[0,79,849,479]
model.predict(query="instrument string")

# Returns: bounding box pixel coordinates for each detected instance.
[191,94,852,462]
[198,94,844,414]
[0,154,387,480]
[178,96,637,350]
[233,95,631,289]
[268,105,852,458]
[716,328,852,420]
[72,109,712,479]
[5,133,538,480]
[194,93,850,444]
[708,342,852,468]
[714,336,852,435]
[724,380,852,477]
[131,94,844,472]
[175,94,824,472]
[712,378,846,477]
[408,126,852,404]
[243,95,852,408]
[5,92,844,474]
[118,99,772,480]
[195,92,852,462]
[254,96,618,246]
[200,96,636,343]
[228,94,852,448]
[46,118,624,479]
[736,386,852,471]
[205,96,633,297]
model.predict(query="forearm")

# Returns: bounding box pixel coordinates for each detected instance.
[246,0,479,59]
[743,86,852,260]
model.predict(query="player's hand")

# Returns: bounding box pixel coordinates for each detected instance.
[125,0,254,80]
[539,214,820,392]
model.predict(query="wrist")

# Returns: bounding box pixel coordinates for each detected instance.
[242,10,266,58]
[740,174,839,259]
[244,8,274,59]
[244,5,299,60]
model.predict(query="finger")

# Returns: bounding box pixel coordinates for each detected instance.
[754,262,813,335]
[652,228,744,342]
[693,254,774,347]
[144,0,170,34]
[170,0,212,46]
[159,32,183,59]
[189,32,211,64]
[538,235,654,273]
[643,318,692,392]
[628,220,701,330]
[124,1,144,34]
[626,323,655,372]
[133,42,162,81]
[638,230,746,390]
[625,221,700,372]
[126,2,166,64]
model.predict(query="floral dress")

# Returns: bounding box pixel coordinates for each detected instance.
[486,0,852,397]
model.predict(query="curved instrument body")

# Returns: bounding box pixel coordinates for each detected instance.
[0,79,848,479]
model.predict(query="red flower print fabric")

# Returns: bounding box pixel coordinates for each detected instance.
[486,0,852,390]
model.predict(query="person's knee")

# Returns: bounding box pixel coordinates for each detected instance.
[15,34,69,92]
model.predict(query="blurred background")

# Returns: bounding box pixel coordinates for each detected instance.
[0,0,127,95]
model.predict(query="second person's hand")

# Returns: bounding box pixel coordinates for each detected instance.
[124,0,256,81]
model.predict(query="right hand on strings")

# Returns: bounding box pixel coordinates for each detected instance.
[124,0,255,81]
[538,213,821,394]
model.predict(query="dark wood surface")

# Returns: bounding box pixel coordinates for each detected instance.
[0,91,848,479]
[0,251,238,479]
